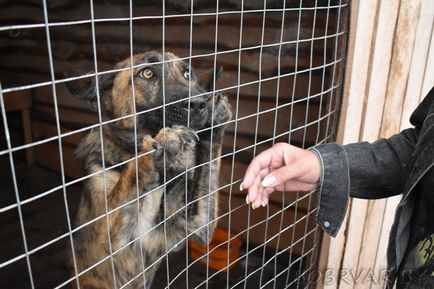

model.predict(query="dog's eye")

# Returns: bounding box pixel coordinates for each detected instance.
[139,68,154,79]
[183,69,191,80]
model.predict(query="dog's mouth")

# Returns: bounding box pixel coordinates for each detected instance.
[165,104,208,130]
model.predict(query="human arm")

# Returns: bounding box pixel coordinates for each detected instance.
[311,129,418,236]
[241,130,418,237]
[242,90,432,237]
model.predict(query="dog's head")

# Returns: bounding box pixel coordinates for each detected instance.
[66,51,222,137]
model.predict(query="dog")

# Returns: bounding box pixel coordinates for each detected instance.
[66,51,232,289]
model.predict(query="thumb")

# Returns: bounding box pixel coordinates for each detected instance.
[261,165,296,188]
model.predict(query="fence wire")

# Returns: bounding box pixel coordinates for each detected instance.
[0,0,349,288]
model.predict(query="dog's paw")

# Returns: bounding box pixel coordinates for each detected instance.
[154,125,198,172]
[209,93,232,126]
[200,93,232,143]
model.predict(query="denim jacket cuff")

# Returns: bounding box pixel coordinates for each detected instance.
[309,143,350,237]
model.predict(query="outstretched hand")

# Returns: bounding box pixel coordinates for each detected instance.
[241,143,321,209]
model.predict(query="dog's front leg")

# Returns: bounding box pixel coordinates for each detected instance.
[107,135,159,212]
[72,135,160,289]
[189,93,232,243]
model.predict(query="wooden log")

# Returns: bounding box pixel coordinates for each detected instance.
[26,69,328,104]
[32,120,84,147]
[0,42,325,78]
[33,84,91,112]
[33,141,84,179]
[3,90,32,112]
[222,114,328,154]
[32,103,99,129]
[30,97,323,145]
[224,100,323,139]
[1,21,315,52]
[0,2,335,31]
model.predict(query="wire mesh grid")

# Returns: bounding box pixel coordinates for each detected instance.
[0,0,349,288]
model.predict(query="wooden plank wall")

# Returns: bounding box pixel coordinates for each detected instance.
[318,1,434,288]
[0,0,349,256]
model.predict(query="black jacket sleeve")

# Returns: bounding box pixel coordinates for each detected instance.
[311,87,433,237]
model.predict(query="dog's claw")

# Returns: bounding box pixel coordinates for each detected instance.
[192,131,200,142]
[151,142,158,150]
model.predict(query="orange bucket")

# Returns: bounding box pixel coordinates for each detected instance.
[189,227,242,271]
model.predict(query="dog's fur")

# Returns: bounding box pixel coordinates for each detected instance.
[66,51,232,289]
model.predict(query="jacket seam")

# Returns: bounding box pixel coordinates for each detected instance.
[310,148,325,219]
[336,145,351,234]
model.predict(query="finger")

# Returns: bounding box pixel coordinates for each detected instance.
[264,187,274,196]
[245,167,270,202]
[260,189,269,207]
[241,148,275,190]
[246,174,262,203]
[261,165,300,188]
[261,186,272,207]
[261,196,269,207]
[253,187,265,209]
[254,196,263,209]
[259,167,270,178]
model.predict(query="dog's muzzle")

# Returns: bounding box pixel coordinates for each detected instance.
[165,96,208,130]
[181,97,207,114]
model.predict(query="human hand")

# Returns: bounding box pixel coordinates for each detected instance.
[240,143,321,209]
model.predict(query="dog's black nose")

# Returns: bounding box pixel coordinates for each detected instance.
[182,98,206,113]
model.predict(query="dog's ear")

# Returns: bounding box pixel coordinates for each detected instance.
[198,66,223,92]
[64,67,97,102]
[64,67,115,111]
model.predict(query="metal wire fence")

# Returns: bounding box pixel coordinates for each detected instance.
[0,0,349,288]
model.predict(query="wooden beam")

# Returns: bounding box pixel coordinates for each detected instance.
[401,0,434,129]
[380,0,420,137]
[318,0,360,287]
[324,1,379,289]
[350,1,401,288]
[370,196,402,289]
[361,0,400,142]
[421,16,434,98]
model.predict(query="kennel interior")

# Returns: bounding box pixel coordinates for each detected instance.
[0,0,349,288]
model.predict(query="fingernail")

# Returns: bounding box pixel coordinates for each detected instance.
[239,182,244,191]
[252,203,256,210]
[245,195,249,204]
[262,175,276,187]
[262,201,267,207]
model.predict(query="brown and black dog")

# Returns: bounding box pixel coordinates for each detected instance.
[66,51,232,289]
